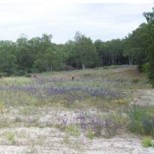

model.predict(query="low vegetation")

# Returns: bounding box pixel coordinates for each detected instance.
[142,136,154,148]
[0,65,153,153]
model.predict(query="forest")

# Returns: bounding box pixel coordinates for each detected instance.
[0,7,153,87]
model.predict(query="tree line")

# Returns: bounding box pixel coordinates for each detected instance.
[0,33,128,74]
[0,7,153,86]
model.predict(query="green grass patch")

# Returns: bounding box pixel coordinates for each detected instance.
[128,105,154,136]
[4,132,15,144]
[64,125,81,137]
[142,136,153,148]
[1,77,33,86]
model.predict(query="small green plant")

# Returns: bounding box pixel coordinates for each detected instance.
[87,129,95,139]
[20,106,35,115]
[63,125,81,145]
[142,137,152,148]
[5,132,15,144]
[128,105,154,136]
[63,135,70,144]
[142,62,150,73]
[0,101,4,114]
[132,79,140,84]
[65,125,81,137]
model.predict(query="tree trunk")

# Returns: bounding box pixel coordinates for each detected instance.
[47,65,53,71]
[111,55,115,65]
[50,65,53,71]
[82,63,85,69]
[129,56,133,65]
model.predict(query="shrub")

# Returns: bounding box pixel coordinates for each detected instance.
[14,70,27,76]
[142,62,150,73]
[87,129,95,139]
[128,105,154,136]
[64,125,81,137]
[148,70,154,88]
[0,101,4,114]
[131,79,140,84]
[142,117,154,135]
[142,137,152,148]
[0,72,7,77]
[5,132,15,144]
[25,74,31,77]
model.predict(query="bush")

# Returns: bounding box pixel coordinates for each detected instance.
[142,137,152,148]
[14,70,27,76]
[128,105,154,136]
[87,129,95,139]
[148,71,154,88]
[25,74,31,78]
[131,79,140,84]
[142,117,154,135]
[142,63,150,73]
[0,72,7,77]
[64,125,81,137]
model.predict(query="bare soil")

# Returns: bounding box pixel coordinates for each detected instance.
[0,88,154,154]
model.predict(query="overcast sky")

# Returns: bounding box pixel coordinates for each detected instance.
[0,0,153,44]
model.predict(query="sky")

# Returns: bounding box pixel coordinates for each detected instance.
[0,0,153,44]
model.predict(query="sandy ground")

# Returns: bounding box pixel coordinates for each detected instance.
[131,89,154,106]
[0,129,153,154]
[0,89,154,153]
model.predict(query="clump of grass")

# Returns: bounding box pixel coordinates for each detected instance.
[76,111,123,138]
[142,136,153,148]
[0,101,4,114]
[128,104,154,136]
[63,125,81,144]
[132,79,140,84]
[20,106,36,115]
[4,132,15,144]
[87,129,95,140]
[63,135,70,144]
[2,77,32,86]
[112,99,129,106]
[64,125,81,137]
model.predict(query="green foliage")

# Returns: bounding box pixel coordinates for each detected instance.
[63,135,70,144]
[73,32,99,69]
[64,125,81,137]
[142,137,152,148]
[148,63,154,88]
[142,63,150,73]
[87,129,95,139]
[143,8,154,87]
[0,41,17,75]
[94,39,126,66]
[0,101,4,113]
[63,125,81,144]
[5,132,15,144]
[128,105,154,136]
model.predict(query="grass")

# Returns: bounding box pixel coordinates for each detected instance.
[64,125,81,137]
[0,76,32,86]
[0,101,4,113]
[128,104,154,136]
[87,129,95,139]
[142,136,153,148]
[4,132,15,144]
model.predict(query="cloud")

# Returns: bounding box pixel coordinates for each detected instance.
[0,0,153,43]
